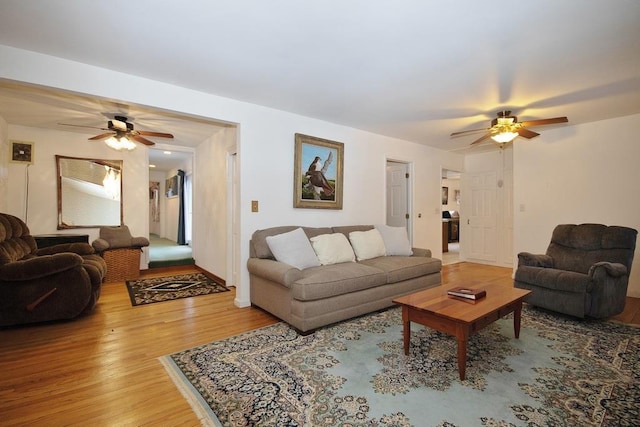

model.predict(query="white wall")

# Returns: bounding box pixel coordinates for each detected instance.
[0,45,459,307]
[193,127,236,279]
[5,124,149,256]
[0,116,8,213]
[2,45,637,304]
[514,114,640,297]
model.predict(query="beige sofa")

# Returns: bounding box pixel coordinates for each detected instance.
[247,225,442,333]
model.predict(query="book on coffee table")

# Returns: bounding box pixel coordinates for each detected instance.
[447,286,486,300]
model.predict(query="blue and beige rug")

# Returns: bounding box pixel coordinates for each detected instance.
[126,273,228,306]
[160,306,639,426]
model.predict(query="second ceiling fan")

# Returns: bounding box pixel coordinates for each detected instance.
[451,111,568,146]
[60,115,174,149]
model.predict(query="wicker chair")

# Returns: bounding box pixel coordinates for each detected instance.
[92,225,149,282]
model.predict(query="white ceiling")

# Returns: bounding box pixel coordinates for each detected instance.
[0,0,639,156]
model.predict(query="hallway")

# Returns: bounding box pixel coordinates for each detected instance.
[441,242,460,265]
[148,234,195,268]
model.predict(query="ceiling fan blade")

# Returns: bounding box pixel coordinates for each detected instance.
[131,135,156,146]
[59,123,109,131]
[88,132,114,141]
[451,127,490,137]
[137,130,174,138]
[470,132,493,145]
[517,128,540,139]
[519,117,568,127]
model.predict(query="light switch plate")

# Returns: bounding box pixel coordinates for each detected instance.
[251,200,259,212]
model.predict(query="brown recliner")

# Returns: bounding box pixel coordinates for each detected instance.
[0,213,107,327]
[515,223,637,319]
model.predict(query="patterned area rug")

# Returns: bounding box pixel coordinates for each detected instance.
[126,273,229,306]
[160,306,639,426]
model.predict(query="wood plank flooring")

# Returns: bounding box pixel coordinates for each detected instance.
[1,263,637,425]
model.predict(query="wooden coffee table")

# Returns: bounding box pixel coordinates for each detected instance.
[393,282,531,380]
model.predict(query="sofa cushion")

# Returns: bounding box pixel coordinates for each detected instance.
[375,224,413,256]
[332,225,373,238]
[360,256,441,283]
[310,233,355,265]
[348,229,386,261]
[251,226,333,259]
[98,225,134,249]
[515,266,592,293]
[266,228,321,270]
[292,263,387,301]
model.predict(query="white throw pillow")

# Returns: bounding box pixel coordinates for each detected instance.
[310,233,356,265]
[266,228,320,270]
[348,228,386,261]
[375,224,413,256]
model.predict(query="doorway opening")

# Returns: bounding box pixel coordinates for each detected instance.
[441,168,462,265]
[148,148,195,268]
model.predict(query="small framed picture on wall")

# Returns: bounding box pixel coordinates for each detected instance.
[10,140,34,164]
[165,175,179,198]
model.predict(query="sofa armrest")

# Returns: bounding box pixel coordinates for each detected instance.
[0,253,84,281]
[517,252,554,268]
[411,248,432,258]
[588,261,627,278]
[247,258,303,288]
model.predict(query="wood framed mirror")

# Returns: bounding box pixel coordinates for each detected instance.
[56,155,123,229]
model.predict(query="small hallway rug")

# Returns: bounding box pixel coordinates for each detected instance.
[126,273,229,306]
[160,305,639,426]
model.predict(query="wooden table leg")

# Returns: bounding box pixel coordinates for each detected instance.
[402,306,410,355]
[456,325,469,380]
[513,301,523,339]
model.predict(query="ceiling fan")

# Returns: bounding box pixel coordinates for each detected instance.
[451,111,568,146]
[60,115,174,149]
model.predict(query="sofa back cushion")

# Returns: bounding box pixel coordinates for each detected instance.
[265,228,321,270]
[331,225,373,238]
[0,213,37,265]
[348,228,387,261]
[251,226,333,259]
[310,233,356,265]
[375,224,413,256]
[547,223,637,274]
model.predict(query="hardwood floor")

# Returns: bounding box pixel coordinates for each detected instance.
[1,263,637,425]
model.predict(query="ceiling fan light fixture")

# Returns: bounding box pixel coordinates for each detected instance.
[105,134,136,151]
[491,131,519,144]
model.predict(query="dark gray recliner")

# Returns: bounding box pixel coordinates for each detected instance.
[514,223,637,319]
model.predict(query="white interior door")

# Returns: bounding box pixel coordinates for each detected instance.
[466,171,497,262]
[386,161,409,228]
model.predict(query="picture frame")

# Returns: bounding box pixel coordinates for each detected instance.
[442,186,448,205]
[10,140,34,164]
[165,175,179,198]
[294,133,344,209]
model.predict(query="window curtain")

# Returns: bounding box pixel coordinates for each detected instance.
[177,169,186,245]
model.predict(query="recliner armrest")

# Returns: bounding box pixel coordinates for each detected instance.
[37,242,95,256]
[0,253,84,281]
[588,261,627,278]
[517,252,554,268]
